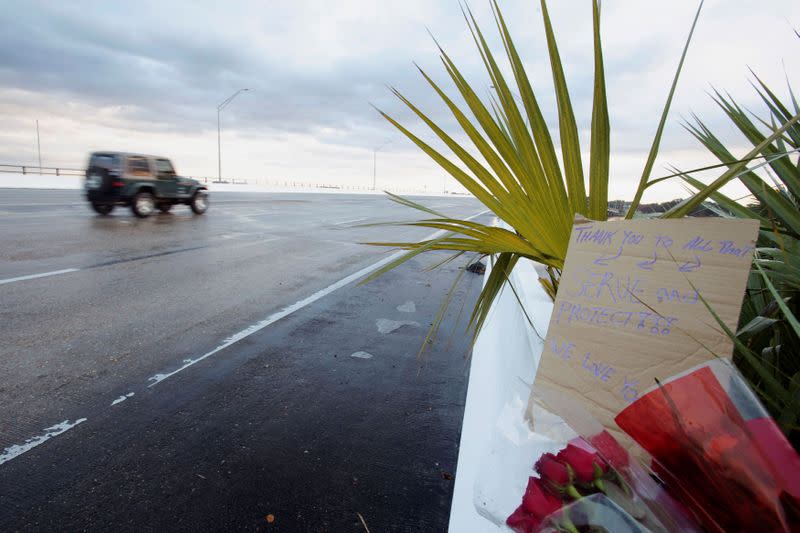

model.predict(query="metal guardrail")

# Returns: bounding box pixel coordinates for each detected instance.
[0,165,469,194]
[192,177,459,194]
[0,164,84,176]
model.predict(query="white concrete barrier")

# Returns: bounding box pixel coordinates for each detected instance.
[449,254,557,532]
[0,173,82,190]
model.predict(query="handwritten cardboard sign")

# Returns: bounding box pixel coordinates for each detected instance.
[531,217,759,439]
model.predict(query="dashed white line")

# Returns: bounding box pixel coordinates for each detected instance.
[148,248,406,386]
[0,208,489,467]
[111,392,135,406]
[229,237,282,249]
[0,237,278,287]
[0,418,87,466]
[0,268,80,286]
[147,208,489,387]
[333,217,367,226]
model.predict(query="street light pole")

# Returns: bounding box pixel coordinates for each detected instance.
[35,120,42,175]
[372,140,392,191]
[217,88,251,183]
[217,108,221,183]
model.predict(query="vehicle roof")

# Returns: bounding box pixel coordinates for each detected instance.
[90,151,170,160]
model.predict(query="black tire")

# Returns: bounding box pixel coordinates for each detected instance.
[91,202,114,215]
[131,191,155,218]
[158,203,173,213]
[190,190,209,215]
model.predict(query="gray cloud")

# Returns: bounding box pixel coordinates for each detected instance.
[0,0,798,198]
[0,1,460,141]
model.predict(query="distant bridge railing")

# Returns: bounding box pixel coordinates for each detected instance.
[0,165,470,195]
[0,164,84,176]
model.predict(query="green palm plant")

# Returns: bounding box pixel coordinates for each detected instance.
[365,0,702,335]
[660,73,800,444]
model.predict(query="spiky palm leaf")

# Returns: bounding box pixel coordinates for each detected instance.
[666,72,800,443]
[366,0,702,338]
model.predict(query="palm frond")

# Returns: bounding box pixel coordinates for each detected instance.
[626,0,704,217]
[365,0,701,346]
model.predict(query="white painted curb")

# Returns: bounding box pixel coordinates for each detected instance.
[448,250,555,532]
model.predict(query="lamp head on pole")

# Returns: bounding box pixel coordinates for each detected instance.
[218,88,253,111]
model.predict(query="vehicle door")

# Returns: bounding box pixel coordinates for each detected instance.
[154,158,178,198]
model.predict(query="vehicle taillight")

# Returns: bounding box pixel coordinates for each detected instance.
[112,181,125,187]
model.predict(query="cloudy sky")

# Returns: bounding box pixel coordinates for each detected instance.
[1,0,798,200]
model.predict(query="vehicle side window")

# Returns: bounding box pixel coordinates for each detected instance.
[127,156,152,177]
[155,159,175,177]
[90,153,120,169]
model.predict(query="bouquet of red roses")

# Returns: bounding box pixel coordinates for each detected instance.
[513,359,800,532]
[614,360,800,531]
[507,436,698,533]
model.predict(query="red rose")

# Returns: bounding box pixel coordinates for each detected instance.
[507,477,564,533]
[556,444,607,484]
[522,476,563,517]
[506,504,538,533]
[535,453,571,488]
[587,431,629,469]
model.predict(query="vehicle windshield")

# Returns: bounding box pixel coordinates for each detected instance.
[89,153,120,169]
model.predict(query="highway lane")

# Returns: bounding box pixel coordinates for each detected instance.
[0,188,484,530]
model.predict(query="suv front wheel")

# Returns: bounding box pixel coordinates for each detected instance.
[131,191,155,218]
[190,190,208,215]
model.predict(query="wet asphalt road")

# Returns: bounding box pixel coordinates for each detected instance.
[0,188,485,531]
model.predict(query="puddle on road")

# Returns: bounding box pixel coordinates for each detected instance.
[376,318,420,334]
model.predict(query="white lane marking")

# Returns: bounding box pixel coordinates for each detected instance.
[376,318,420,334]
[147,208,489,387]
[0,236,279,287]
[0,268,80,286]
[230,237,282,249]
[333,217,366,226]
[111,392,135,406]
[147,250,407,386]
[397,301,416,313]
[0,208,488,466]
[0,418,87,466]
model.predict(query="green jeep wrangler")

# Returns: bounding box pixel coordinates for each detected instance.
[84,152,209,218]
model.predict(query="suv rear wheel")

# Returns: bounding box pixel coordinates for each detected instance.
[131,191,155,218]
[190,190,209,215]
[91,202,114,215]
